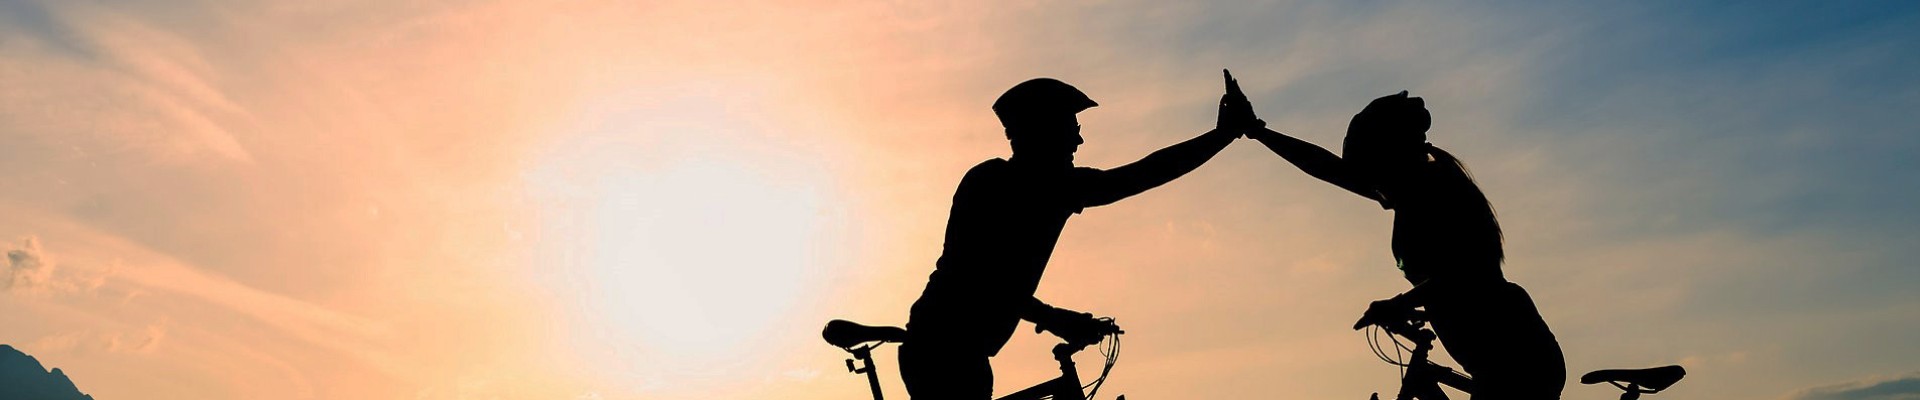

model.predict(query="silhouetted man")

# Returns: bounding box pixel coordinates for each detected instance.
[900,73,1257,399]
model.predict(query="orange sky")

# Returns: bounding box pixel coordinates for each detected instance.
[3,1,1918,399]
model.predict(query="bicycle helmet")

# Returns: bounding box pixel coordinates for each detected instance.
[992,78,1098,136]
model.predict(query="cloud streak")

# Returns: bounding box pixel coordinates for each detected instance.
[4,237,52,292]
[0,1,254,164]
[1788,372,1920,400]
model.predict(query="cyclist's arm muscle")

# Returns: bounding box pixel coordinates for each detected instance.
[1081,128,1239,207]
[1018,296,1056,322]
[1392,276,1452,308]
[1246,127,1383,202]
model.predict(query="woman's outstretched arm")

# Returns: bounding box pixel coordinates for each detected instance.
[1246,126,1383,202]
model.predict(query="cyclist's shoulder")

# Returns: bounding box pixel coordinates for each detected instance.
[957,159,1102,192]
[968,158,1010,173]
[957,158,1014,185]
[966,159,1103,177]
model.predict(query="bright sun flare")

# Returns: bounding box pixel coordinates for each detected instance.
[528,116,832,388]
[585,158,820,361]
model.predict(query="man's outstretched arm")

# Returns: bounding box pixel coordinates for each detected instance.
[1082,128,1241,207]
[1080,69,1262,207]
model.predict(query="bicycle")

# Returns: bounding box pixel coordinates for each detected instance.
[1355,308,1687,400]
[821,318,1127,400]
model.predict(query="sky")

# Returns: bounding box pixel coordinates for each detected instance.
[1,1,1917,399]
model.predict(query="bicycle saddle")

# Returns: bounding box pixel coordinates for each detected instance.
[822,319,907,349]
[1580,365,1686,391]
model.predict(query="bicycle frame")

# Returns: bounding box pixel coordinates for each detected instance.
[1371,313,1690,400]
[1390,328,1472,400]
[995,343,1093,400]
[833,329,1119,400]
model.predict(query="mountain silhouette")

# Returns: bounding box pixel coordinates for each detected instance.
[0,345,94,400]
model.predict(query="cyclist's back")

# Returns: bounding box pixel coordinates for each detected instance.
[908,158,1096,355]
[1392,146,1565,400]
[901,158,1096,400]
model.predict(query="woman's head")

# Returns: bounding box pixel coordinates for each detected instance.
[1343,91,1432,193]
[1345,92,1506,263]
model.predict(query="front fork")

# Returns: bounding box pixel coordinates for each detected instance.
[1393,329,1469,400]
[1395,338,1449,400]
[1052,344,1087,400]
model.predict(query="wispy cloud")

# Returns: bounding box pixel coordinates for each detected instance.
[5,236,112,296]
[1,220,391,366]
[4,237,54,292]
[1786,372,1920,400]
[23,323,166,355]
[0,1,254,164]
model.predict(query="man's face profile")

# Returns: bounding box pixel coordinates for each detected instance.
[1009,112,1084,163]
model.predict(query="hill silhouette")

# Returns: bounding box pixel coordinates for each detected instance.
[0,345,94,400]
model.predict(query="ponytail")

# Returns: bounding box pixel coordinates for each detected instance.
[1425,145,1505,263]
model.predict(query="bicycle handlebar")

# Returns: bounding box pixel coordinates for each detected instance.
[1355,307,1429,331]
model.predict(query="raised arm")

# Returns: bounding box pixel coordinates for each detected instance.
[1081,128,1240,207]
[1246,126,1383,202]
[1080,70,1253,207]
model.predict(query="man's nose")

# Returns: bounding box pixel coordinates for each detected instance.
[1071,132,1084,145]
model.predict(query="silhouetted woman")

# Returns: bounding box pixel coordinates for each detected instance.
[1247,91,1565,399]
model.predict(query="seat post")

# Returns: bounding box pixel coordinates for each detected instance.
[1619,383,1643,400]
[846,346,886,400]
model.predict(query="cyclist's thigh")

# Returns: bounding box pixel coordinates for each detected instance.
[1436,283,1566,400]
[1466,343,1566,400]
[898,343,992,400]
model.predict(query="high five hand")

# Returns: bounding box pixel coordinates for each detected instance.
[1216,69,1264,135]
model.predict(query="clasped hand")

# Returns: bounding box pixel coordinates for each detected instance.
[1216,69,1264,135]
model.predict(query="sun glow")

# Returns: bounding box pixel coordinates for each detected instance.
[525,103,837,391]
[586,156,819,354]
